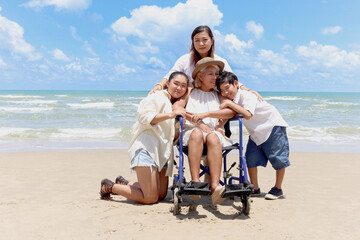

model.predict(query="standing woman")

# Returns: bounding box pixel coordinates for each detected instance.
[150,25,262,100]
[100,72,188,204]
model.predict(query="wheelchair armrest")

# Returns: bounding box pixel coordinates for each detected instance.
[229,114,244,121]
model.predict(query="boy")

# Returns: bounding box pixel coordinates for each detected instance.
[216,71,290,200]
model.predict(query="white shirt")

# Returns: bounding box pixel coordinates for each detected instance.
[163,53,241,86]
[128,90,174,176]
[234,90,288,146]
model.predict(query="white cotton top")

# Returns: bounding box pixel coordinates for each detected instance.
[183,88,233,147]
[128,90,174,176]
[163,53,241,86]
[234,89,288,146]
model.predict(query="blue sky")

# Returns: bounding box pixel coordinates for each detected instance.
[0,0,359,91]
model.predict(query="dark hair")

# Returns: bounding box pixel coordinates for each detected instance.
[190,25,215,65]
[168,71,189,85]
[216,71,238,90]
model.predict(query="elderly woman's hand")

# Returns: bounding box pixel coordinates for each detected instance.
[215,127,230,141]
[186,112,207,124]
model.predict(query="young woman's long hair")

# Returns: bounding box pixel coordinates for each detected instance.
[190,25,215,65]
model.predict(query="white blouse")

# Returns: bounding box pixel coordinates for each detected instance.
[183,88,233,147]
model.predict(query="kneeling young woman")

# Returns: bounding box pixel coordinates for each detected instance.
[100,72,188,204]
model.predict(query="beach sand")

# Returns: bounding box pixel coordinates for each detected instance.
[1,149,359,239]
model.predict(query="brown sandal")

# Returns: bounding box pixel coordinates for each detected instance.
[115,176,129,185]
[100,178,114,199]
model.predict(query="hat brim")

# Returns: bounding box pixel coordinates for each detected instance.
[192,60,225,79]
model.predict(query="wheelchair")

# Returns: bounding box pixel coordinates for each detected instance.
[172,114,254,215]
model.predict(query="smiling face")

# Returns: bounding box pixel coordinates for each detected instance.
[193,31,213,58]
[167,74,188,101]
[219,80,239,100]
[198,65,219,91]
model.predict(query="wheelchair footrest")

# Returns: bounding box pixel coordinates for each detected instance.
[181,181,211,196]
[222,184,252,198]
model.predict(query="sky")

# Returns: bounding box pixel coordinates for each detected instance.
[0,0,360,91]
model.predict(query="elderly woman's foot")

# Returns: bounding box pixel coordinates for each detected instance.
[212,185,225,205]
[115,175,129,185]
[100,178,114,199]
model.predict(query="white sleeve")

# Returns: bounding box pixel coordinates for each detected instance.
[163,54,188,80]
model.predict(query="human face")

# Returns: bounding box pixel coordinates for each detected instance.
[168,75,188,101]
[199,66,219,91]
[193,31,213,58]
[219,81,239,100]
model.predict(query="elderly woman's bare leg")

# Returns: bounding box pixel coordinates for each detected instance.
[205,132,222,192]
[188,129,204,182]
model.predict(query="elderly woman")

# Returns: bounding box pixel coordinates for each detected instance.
[177,57,235,205]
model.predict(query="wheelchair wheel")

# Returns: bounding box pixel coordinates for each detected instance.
[173,187,180,215]
[242,195,251,216]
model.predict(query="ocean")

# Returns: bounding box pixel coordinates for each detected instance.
[0,90,359,152]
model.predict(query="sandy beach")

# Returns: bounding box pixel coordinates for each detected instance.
[1,149,359,239]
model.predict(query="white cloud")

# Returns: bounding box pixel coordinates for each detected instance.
[53,48,70,61]
[65,58,82,71]
[223,33,253,53]
[22,0,92,11]
[0,8,42,61]
[115,63,136,75]
[83,41,97,56]
[321,26,342,35]
[296,41,360,68]
[110,0,222,42]
[70,26,81,41]
[246,21,264,39]
[0,57,6,68]
[130,41,159,54]
[277,34,285,40]
[147,57,166,69]
[256,49,298,75]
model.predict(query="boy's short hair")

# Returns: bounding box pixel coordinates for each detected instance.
[216,71,238,90]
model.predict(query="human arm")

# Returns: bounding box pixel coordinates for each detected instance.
[149,78,169,95]
[220,99,252,120]
[150,108,186,125]
[239,85,263,101]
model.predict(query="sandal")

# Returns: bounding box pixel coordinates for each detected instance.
[100,178,114,199]
[115,176,129,185]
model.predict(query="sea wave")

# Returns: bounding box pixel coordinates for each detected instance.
[67,102,115,109]
[264,96,305,101]
[0,106,54,113]
[0,95,44,99]
[0,127,129,140]
[5,100,58,104]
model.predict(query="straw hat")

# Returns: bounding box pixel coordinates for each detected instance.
[192,57,225,79]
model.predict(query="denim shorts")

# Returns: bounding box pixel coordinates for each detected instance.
[130,149,158,170]
[245,126,290,170]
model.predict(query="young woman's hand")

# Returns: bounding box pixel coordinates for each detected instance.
[171,108,187,119]
[249,90,264,101]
